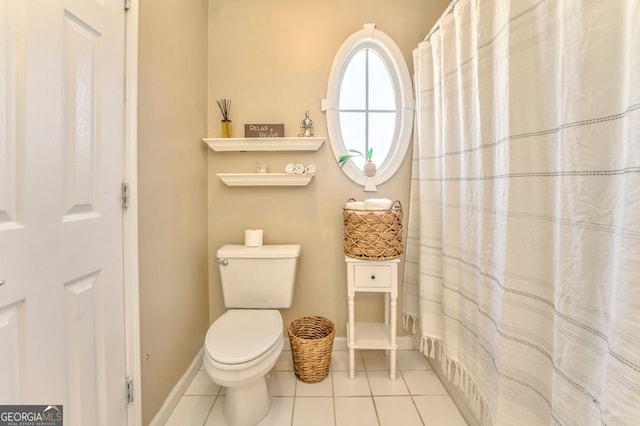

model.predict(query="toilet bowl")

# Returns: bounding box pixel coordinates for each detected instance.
[203,309,284,425]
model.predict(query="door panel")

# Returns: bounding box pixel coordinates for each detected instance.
[0,0,20,228]
[0,301,24,403]
[63,11,102,219]
[64,271,104,424]
[0,0,127,424]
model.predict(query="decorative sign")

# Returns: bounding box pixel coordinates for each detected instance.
[244,124,284,138]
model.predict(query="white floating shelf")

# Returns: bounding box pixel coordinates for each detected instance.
[217,173,315,187]
[204,137,325,152]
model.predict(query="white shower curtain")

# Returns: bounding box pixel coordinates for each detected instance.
[403,0,640,424]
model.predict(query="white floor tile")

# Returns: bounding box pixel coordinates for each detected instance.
[295,374,333,397]
[204,396,227,426]
[184,371,221,396]
[332,371,371,397]
[292,397,334,426]
[334,397,378,426]
[367,370,409,396]
[257,397,294,426]
[402,370,447,395]
[173,350,467,426]
[332,350,364,371]
[414,395,467,425]
[275,350,294,371]
[166,395,216,426]
[374,396,423,426]
[396,350,432,371]
[270,371,297,396]
[362,350,396,371]
[205,395,293,426]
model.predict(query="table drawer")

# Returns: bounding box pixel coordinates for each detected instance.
[353,265,391,288]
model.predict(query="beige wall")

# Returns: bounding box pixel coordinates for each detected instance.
[208,1,449,335]
[138,0,209,423]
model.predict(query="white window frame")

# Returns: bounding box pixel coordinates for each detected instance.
[322,23,414,191]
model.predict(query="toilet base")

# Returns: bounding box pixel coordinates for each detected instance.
[203,313,285,425]
[224,375,271,426]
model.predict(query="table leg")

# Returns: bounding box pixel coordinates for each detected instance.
[348,294,355,379]
[390,295,397,381]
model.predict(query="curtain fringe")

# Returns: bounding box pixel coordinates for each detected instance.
[420,336,494,425]
[403,312,418,334]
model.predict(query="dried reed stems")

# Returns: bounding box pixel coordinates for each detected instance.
[216,99,232,121]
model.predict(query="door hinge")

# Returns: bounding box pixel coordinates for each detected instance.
[124,0,130,11]
[126,377,134,403]
[122,182,129,210]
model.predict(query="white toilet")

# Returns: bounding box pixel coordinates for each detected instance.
[203,244,301,426]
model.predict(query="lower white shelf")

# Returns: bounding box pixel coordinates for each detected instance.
[216,173,315,187]
[346,322,395,350]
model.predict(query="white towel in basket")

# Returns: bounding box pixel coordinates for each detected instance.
[364,198,393,210]
[345,201,365,211]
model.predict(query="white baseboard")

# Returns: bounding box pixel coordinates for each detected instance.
[149,348,204,426]
[150,334,414,423]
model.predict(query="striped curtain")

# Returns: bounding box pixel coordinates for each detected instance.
[403,0,640,424]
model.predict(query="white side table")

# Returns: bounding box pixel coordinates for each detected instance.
[345,256,399,380]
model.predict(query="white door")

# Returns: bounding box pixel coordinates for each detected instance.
[0,0,127,424]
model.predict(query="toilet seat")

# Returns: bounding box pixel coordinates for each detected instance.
[206,309,282,366]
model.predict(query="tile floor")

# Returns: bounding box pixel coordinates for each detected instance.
[164,349,468,425]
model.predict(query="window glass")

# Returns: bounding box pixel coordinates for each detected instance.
[338,48,397,167]
[368,112,396,166]
[367,50,395,110]
[339,50,366,110]
[339,111,366,168]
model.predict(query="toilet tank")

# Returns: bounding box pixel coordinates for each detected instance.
[216,244,301,308]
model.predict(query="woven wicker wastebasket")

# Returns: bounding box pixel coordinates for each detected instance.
[288,316,335,383]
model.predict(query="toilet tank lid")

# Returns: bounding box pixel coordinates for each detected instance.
[217,244,301,259]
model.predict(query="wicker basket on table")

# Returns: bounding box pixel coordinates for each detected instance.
[288,316,335,383]
[343,199,404,260]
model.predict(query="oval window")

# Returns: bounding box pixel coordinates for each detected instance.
[322,24,414,191]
